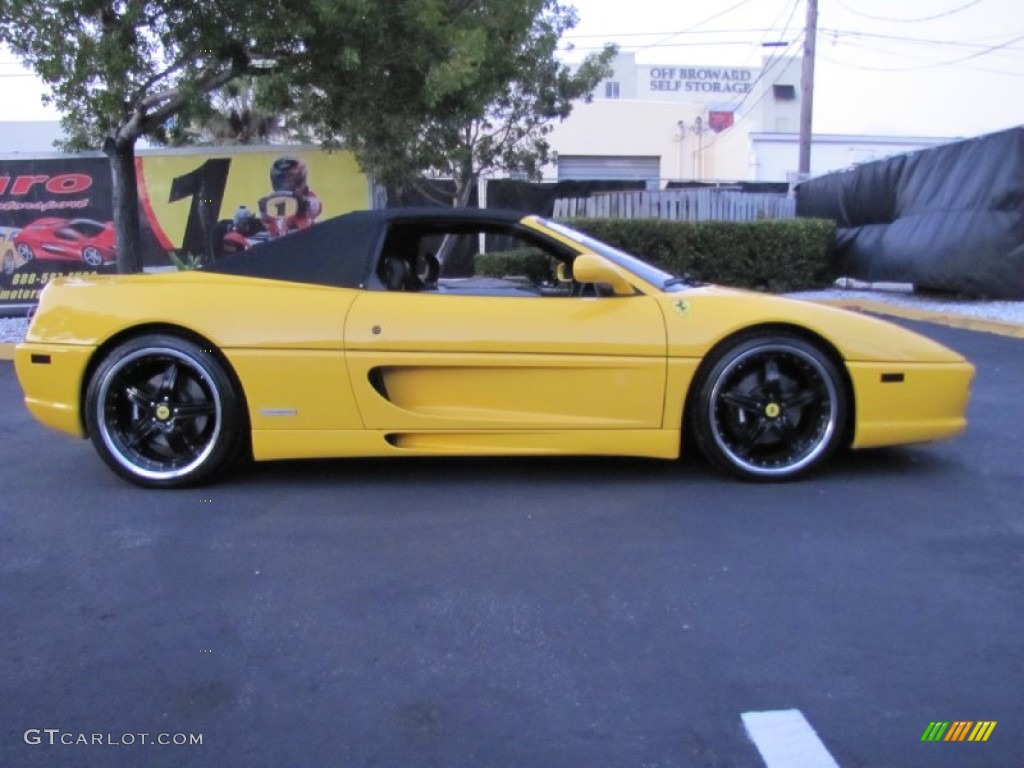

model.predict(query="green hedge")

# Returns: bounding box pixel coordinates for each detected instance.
[475,248,553,284]
[566,217,838,293]
[479,218,838,293]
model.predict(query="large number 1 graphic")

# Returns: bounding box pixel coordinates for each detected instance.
[168,159,231,261]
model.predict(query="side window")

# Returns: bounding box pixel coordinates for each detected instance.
[376,223,587,297]
[433,230,559,297]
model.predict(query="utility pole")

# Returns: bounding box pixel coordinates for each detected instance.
[798,0,818,179]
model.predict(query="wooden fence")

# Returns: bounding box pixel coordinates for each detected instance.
[552,188,795,222]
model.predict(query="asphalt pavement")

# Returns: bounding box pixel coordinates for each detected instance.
[1,319,1022,768]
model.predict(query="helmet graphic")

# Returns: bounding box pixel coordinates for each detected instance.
[270,157,308,192]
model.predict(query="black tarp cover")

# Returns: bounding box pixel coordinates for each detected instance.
[795,126,1024,298]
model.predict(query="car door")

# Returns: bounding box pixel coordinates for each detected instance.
[343,288,667,431]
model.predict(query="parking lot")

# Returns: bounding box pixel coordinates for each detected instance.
[2,317,1021,767]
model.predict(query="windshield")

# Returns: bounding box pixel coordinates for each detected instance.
[70,220,107,237]
[537,218,691,293]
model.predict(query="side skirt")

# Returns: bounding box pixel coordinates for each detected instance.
[251,429,681,462]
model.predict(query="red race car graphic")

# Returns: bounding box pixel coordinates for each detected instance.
[13,217,117,268]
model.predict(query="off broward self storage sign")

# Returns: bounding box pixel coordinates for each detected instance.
[0,147,370,313]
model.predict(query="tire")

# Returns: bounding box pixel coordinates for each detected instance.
[688,331,848,481]
[17,242,34,261]
[3,251,14,275]
[84,334,245,488]
[82,246,104,267]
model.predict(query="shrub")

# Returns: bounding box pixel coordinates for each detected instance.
[566,217,838,293]
[475,247,553,283]
[478,218,838,293]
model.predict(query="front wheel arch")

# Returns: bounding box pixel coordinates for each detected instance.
[683,324,855,479]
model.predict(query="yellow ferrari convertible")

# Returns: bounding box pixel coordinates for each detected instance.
[15,208,973,487]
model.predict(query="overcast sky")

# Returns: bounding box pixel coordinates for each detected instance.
[564,0,1023,138]
[1,0,1021,140]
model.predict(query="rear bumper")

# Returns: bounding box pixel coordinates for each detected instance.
[14,342,93,438]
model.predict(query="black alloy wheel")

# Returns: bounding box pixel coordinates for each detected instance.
[689,332,848,480]
[85,335,245,488]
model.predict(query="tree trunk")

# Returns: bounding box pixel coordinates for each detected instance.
[436,166,478,266]
[453,165,476,208]
[104,136,144,274]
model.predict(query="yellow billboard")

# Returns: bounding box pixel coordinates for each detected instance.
[0,146,371,310]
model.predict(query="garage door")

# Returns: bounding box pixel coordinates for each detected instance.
[557,156,661,188]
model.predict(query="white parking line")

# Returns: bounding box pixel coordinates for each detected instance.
[742,709,841,768]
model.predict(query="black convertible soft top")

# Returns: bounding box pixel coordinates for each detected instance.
[205,207,528,289]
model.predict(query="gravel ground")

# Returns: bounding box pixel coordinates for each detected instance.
[787,280,1024,325]
[2,282,1023,344]
[1,315,30,343]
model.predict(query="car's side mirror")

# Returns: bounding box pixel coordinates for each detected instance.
[571,253,635,296]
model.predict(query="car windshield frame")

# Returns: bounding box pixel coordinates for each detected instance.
[537,218,689,293]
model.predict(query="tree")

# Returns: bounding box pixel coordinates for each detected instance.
[2,0,614,272]
[0,0,304,271]
[153,77,309,147]
[278,0,616,207]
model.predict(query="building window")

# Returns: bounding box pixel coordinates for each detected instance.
[773,84,796,101]
[604,81,620,99]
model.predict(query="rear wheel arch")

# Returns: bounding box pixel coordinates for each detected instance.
[81,324,250,445]
[82,328,252,487]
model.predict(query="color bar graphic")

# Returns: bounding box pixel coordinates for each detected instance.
[968,721,997,742]
[921,720,996,742]
[945,721,973,741]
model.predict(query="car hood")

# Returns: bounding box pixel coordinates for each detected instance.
[660,285,968,364]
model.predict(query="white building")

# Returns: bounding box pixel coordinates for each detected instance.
[546,53,952,186]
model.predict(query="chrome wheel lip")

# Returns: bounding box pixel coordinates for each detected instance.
[708,343,838,478]
[95,347,223,481]
[82,246,104,267]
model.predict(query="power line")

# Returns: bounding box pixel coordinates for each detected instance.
[563,27,778,40]
[832,0,985,24]
[821,27,1024,53]
[821,30,1024,71]
[561,26,1024,53]
[828,39,1024,77]
[820,38,1024,75]
[696,36,806,155]
[741,0,803,67]
[641,0,759,50]
[561,21,1024,62]
[566,40,794,52]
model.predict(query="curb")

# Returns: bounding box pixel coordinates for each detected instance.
[812,298,1024,339]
